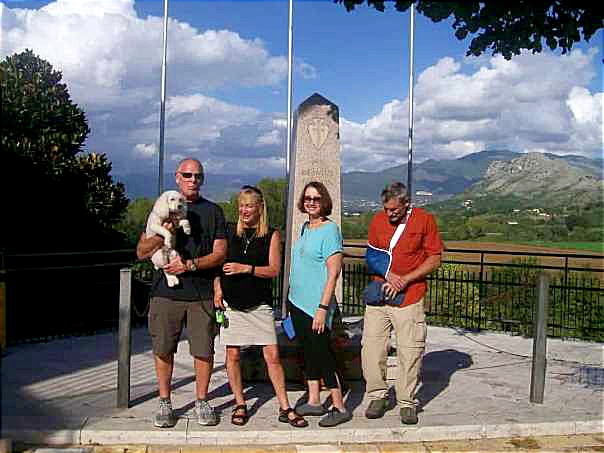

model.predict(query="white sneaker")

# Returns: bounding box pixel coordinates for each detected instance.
[154,398,177,428]
[195,399,218,426]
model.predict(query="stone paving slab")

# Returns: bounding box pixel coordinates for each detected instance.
[16,434,604,453]
[3,326,602,447]
[9,418,600,448]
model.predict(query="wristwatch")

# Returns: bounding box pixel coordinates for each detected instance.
[188,259,197,272]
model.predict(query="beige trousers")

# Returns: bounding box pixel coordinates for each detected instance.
[361,299,426,408]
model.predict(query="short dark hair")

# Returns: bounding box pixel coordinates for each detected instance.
[297,181,333,217]
[381,182,408,205]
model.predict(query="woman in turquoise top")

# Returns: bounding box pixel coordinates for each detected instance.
[288,181,351,427]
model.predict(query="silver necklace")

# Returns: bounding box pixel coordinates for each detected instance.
[243,230,256,255]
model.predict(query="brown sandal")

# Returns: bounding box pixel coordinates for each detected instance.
[278,407,308,428]
[231,404,248,426]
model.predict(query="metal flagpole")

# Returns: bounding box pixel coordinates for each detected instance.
[286,0,293,179]
[406,3,415,202]
[282,0,294,318]
[158,0,169,196]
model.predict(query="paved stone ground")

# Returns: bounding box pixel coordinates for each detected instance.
[12,434,604,453]
[2,325,602,447]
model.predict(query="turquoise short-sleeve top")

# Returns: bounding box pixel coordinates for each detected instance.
[288,220,343,328]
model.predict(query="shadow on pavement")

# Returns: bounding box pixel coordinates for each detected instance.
[132,364,226,409]
[2,326,156,417]
[417,349,473,410]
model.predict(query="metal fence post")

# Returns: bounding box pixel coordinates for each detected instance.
[0,250,6,351]
[118,267,132,408]
[530,272,550,403]
[0,250,5,439]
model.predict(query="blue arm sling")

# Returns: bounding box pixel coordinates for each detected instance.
[363,210,411,306]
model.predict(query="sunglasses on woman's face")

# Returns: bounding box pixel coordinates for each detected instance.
[241,185,264,200]
[241,185,263,196]
[304,196,322,204]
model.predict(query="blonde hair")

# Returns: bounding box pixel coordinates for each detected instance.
[236,186,269,238]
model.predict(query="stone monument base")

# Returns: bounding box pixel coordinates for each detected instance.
[240,317,364,383]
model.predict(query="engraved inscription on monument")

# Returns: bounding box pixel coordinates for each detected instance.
[283,93,342,308]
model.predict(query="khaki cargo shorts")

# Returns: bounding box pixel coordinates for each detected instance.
[148,296,217,358]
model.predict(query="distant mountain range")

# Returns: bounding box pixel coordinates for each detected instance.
[119,172,260,201]
[472,152,603,207]
[341,150,602,202]
[119,150,603,203]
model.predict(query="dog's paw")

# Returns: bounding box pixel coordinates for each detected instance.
[180,219,191,235]
[165,273,179,287]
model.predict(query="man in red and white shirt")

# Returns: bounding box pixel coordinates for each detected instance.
[362,182,443,425]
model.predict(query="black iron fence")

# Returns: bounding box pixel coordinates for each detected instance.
[1,245,603,344]
[1,249,143,344]
[338,244,604,341]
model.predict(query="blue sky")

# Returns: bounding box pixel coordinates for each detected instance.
[133,1,474,121]
[2,0,602,193]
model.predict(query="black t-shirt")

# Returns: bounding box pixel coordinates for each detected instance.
[220,224,274,310]
[150,196,226,300]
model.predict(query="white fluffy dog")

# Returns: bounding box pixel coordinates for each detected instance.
[145,190,191,287]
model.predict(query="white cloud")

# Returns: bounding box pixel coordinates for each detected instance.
[0,0,317,108]
[133,143,157,158]
[209,156,287,176]
[567,87,602,124]
[296,60,318,79]
[256,129,281,146]
[134,94,261,150]
[0,0,309,179]
[440,140,486,158]
[272,118,287,129]
[340,48,603,172]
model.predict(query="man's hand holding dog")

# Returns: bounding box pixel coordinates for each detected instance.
[163,254,187,275]
[136,221,176,260]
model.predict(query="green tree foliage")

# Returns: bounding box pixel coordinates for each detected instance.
[427,263,482,328]
[219,197,239,225]
[1,50,89,168]
[1,49,128,251]
[221,178,288,232]
[258,178,288,232]
[116,197,155,246]
[342,212,373,239]
[77,153,129,231]
[336,1,603,59]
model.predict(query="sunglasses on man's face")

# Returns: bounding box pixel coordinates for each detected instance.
[179,172,203,180]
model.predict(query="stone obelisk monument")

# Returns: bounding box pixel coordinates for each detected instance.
[282,93,342,312]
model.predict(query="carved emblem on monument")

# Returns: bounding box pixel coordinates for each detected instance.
[306,117,329,150]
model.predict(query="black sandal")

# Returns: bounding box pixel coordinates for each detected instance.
[231,404,248,426]
[278,407,308,428]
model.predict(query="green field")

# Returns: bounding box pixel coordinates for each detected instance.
[449,236,604,253]
[519,241,603,253]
